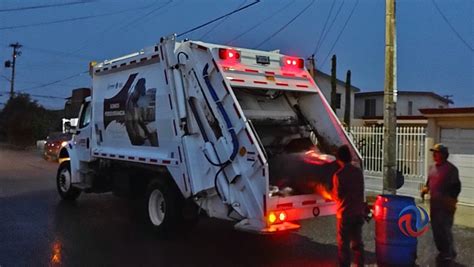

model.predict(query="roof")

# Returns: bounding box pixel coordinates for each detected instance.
[361,115,426,120]
[355,91,453,104]
[315,70,361,92]
[419,107,474,115]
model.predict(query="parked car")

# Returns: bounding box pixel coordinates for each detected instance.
[44,132,72,161]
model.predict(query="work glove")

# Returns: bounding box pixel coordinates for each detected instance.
[363,202,372,223]
[420,186,429,201]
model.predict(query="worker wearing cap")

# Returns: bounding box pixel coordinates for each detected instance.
[421,143,461,261]
[332,145,365,267]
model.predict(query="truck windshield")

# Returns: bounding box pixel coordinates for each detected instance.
[78,102,92,128]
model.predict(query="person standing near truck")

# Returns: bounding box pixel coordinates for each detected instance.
[421,143,461,262]
[332,145,365,267]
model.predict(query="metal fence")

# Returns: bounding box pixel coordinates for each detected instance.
[348,126,426,181]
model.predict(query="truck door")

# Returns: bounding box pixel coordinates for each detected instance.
[73,101,92,162]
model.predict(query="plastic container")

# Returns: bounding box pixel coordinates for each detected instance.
[374,194,417,266]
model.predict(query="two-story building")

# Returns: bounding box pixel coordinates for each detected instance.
[313,70,361,123]
[354,91,453,125]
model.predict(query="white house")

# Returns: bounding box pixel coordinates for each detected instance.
[313,70,361,123]
[355,91,452,117]
[354,91,453,125]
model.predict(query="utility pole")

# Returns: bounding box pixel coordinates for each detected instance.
[383,0,397,194]
[4,42,22,99]
[307,55,316,80]
[344,70,351,127]
[330,55,337,112]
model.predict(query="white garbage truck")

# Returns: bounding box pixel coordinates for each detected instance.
[57,34,362,234]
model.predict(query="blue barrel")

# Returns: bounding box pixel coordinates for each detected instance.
[374,194,417,266]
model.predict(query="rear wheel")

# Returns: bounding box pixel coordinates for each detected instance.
[146,179,182,234]
[56,161,81,201]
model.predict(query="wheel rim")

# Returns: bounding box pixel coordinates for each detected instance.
[148,189,166,226]
[59,168,71,193]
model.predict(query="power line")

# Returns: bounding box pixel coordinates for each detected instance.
[22,46,92,61]
[255,0,315,49]
[20,71,88,92]
[28,94,67,100]
[199,0,248,40]
[312,0,336,56]
[314,0,345,57]
[64,1,177,57]
[0,90,66,99]
[115,1,173,32]
[320,0,359,67]
[177,0,260,38]
[0,1,94,13]
[11,79,81,87]
[430,0,473,52]
[0,8,143,31]
[226,0,293,45]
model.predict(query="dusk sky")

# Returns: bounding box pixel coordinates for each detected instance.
[0,0,472,109]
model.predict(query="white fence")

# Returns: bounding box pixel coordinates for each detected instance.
[348,126,426,181]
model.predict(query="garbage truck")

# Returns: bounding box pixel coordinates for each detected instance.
[56,34,362,234]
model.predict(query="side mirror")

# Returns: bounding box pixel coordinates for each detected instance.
[69,126,77,134]
[64,122,71,131]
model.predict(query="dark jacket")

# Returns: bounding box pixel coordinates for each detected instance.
[332,163,365,219]
[427,161,461,214]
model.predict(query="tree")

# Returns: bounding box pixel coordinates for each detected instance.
[0,94,63,147]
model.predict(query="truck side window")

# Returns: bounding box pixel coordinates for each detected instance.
[78,102,92,128]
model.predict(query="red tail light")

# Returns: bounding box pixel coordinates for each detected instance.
[219,48,240,60]
[282,56,304,68]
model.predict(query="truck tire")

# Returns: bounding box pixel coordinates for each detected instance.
[146,179,182,234]
[56,161,81,201]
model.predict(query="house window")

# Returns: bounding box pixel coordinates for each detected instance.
[335,93,341,109]
[364,99,376,116]
[408,101,413,115]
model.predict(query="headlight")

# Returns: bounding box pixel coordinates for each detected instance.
[61,141,68,147]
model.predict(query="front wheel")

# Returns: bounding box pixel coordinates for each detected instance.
[56,161,81,201]
[146,179,182,234]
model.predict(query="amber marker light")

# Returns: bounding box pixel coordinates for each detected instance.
[268,212,277,224]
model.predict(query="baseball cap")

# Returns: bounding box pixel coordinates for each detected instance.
[430,143,449,154]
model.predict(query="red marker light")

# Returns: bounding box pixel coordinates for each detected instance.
[219,48,240,60]
[374,204,381,218]
[282,57,304,68]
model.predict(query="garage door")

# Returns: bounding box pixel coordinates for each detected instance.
[441,128,474,205]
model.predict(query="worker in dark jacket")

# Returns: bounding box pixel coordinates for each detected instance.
[332,145,365,267]
[421,143,461,262]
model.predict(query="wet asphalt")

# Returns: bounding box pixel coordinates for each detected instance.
[0,148,473,266]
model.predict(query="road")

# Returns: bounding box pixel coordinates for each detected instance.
[0,148,473,266]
